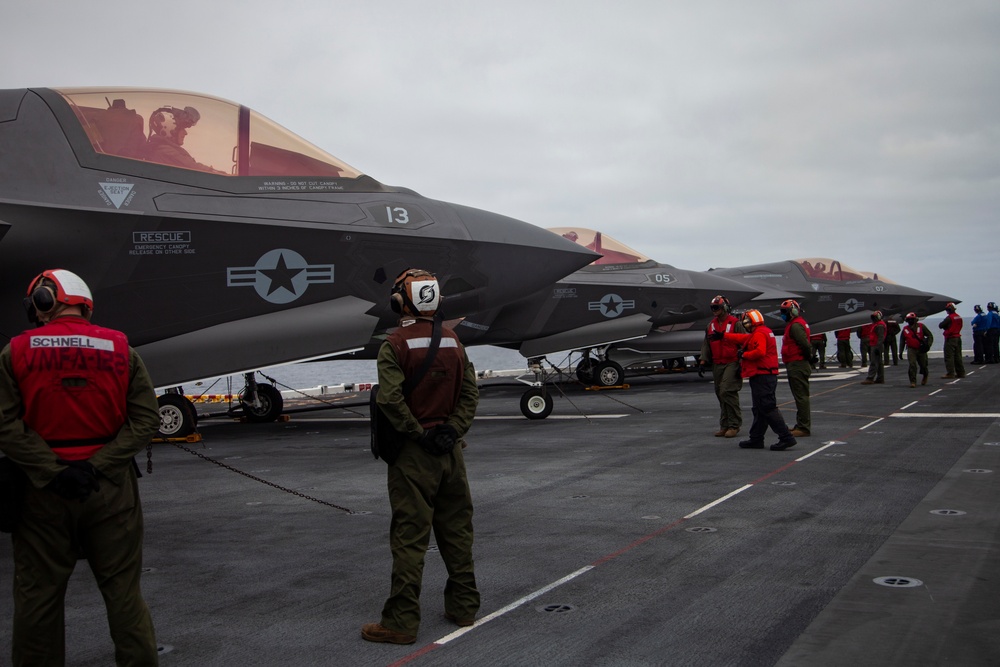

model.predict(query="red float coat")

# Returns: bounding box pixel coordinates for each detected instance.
[902,323,931,350]
[706,315,741,364]
[942,313,963,339]
[868,321,887,347]
[724,326,780,379]
[835,328,852,341]
[385,318,466,428]
[781,317,811,363]
[9,316,130,461]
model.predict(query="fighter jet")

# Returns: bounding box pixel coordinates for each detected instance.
[451,228,761,417]
[0,87,597,435]
[604,257,956,367]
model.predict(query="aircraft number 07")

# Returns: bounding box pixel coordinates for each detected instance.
[386,206,410,224]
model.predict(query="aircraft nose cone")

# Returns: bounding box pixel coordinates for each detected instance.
[441,203,598,314]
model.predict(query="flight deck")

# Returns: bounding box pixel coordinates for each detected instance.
[1,363,997,666]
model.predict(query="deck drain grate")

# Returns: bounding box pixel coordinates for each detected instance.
[930,509,966,516]
[570,495,589,499]
[824,453,846,457]
[873,576,923,588]
[771,481,797,486]
[537,603,576,614]
[685,526,717,534]
[963,469,993,474]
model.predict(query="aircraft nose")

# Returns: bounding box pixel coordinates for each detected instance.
[440,203,598,314]
[914,292,960,318]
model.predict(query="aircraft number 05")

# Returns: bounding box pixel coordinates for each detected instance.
[653,273,675,284]
[386,206,410,224]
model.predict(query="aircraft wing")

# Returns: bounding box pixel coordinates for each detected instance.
[517,313,653,359]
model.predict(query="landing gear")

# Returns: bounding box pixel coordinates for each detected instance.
[575,356,596,384]
[592,360,625,387]
[520,387,553,420]
[157,392,198,438]
[239,372,284,423]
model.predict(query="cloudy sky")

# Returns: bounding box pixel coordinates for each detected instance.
[5,1,999,316]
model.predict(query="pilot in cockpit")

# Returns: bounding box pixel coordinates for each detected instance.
[145,105,225,174]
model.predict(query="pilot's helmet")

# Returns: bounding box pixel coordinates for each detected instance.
[975,304,983,314]
[779,299,800,321]
[871,310,883,322]
[945,302,956,313]
[149,106,201,143]
[710,295,730,313]
[741,309,764,330]
[391,269,440,318]
[23,268,93,324]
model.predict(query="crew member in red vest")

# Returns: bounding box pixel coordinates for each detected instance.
[835,328,854,368]
[698,295,745,438]
[938,302,966,378]
[900,312,934,387]
[780,300,813,437]
[861,311,887,385]
[715,309,796,451]
[0,269,160,666]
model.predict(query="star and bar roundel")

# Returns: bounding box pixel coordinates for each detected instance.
[227,249,334,304]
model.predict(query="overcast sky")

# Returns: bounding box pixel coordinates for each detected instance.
[5,1,999,316]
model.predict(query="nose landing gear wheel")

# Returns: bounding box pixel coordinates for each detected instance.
[520,387,553,420]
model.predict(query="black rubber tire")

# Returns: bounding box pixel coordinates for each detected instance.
[593,360,625,387]
[158,394,197,438]
[520,388,553,420]
[240,383,284,423]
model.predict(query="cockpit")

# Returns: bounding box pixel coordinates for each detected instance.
[549,228,654,266]
[794,258,897,284]
[54,87,364,179]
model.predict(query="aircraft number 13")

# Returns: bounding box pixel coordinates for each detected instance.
[386,206,410,224]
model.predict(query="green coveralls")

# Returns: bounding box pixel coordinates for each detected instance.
[783,322,812,434]
[375,337,480,636]
[901,325,934,384]
[866,322,886,383]
[700,319,745,432]
[0,343,160,667]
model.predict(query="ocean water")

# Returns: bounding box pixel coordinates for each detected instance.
[183,344,529,395]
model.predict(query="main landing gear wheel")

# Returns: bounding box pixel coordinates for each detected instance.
[520,388,554,420]
[158,394,198,438]
[240,383,284,423]
[593,360,625,387]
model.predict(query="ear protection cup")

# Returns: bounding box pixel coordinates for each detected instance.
[390,289,405,314]
[31,284,57,313]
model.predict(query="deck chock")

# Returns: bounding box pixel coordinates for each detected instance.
[152,432,203,444]
[585,383,631,392]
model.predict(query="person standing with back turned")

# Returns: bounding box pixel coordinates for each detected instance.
[861,311,887,385]
[0,269,160,666]
[939,302,966,379]
[363,268,480,645]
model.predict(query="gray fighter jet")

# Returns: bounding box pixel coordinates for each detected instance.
[605,257,956,367]
[451,228,761,417]
[0,87,597,435]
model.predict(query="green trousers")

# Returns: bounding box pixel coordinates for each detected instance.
[712,362,743,430]
[786,360,812,432]
[905,347,929,383]
[381,441,480,635]
[837,340,854,367]
[944,337,966,376]
[11,468,157,666]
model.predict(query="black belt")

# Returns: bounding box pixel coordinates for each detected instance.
[46,435,115,448]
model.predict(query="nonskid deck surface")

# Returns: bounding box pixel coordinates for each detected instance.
[2,364,998,666]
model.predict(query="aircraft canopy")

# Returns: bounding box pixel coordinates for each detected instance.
[549,228,652,266]
[54,87,364,179]
[794,258,897,284]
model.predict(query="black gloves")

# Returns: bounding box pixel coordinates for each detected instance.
[418,424,459,456]
[709,331,725,341]
[736,349,745,360]
[46,459,100,501]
